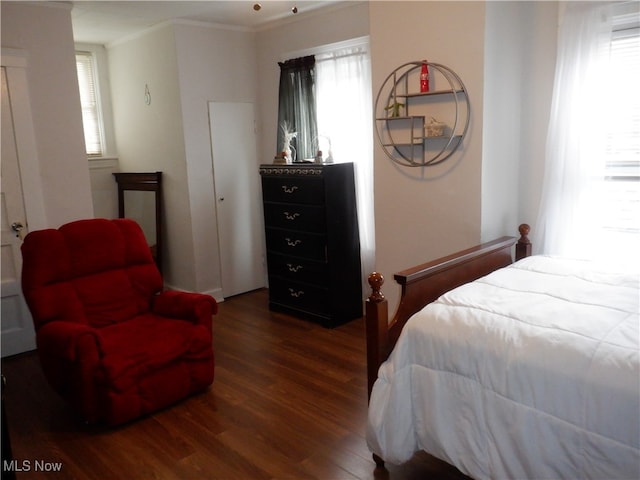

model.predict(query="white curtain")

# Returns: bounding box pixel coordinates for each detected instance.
[315,43,375,293]
[534,2,616,259]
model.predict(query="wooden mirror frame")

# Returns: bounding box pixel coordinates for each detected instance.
[113,172,163,274]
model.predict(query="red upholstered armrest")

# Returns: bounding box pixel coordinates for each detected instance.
[36,321,99,361]
[151,290,218,325]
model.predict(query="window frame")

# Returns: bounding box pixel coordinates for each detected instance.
[75,49,105,158]
[601,9,640,235]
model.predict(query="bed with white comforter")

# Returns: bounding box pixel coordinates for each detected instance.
[367,255,639,479]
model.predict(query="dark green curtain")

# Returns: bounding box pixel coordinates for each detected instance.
[277,55,318,161]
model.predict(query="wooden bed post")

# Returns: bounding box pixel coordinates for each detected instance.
[365,272,388,399]
[515,223,532,261]
[366,273,389,468]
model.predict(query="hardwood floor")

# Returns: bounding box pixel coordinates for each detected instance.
[1,289,470,480]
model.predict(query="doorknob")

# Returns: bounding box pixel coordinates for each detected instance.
[11,221,24,239]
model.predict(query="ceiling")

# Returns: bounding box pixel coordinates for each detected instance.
[71,1,341,45]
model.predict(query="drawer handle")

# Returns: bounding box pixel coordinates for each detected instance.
[287,263,303,273]
[282,185,298,194]
[289,288,305,298]
[285,238,302,247]
[284,212,300,221]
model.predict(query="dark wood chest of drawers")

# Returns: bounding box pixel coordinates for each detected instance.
[259,163,362,327]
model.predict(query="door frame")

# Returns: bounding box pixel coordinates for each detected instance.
[208,101,266,298]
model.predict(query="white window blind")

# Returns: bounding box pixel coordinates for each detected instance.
[602,13,640,239]
[75,51,103,156]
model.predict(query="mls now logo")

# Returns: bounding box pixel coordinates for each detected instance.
[4,459,63,472]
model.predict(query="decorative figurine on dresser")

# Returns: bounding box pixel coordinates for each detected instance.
[259,162,362,327]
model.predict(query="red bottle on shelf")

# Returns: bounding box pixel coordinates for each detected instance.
[420,61,430,93]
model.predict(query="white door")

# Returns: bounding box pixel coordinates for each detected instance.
[1,67,36,357]
[209,102,265,298]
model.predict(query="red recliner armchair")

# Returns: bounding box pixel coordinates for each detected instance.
[20,218,217,425]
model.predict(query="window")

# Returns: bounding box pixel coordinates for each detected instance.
[315,40,375,280]
[75,51,103,156]
[278,37,375,282]
[535,2,640,262]
[277,56,317,160]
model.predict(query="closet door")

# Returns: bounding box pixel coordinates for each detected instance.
[209,102,266,298]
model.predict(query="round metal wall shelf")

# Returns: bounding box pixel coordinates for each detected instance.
[374,61,470,167]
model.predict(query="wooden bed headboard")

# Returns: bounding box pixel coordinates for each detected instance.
[365,224,532,396]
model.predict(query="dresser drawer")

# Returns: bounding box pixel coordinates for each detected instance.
[263,203,326,233]
[261,176,324,205]
[267,253,328,284]
[269,280,329,315]
[265,228,326,260]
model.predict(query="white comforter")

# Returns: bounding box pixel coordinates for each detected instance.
[367,256,640,480]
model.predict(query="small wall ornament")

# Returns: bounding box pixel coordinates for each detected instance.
[144,84,151,106]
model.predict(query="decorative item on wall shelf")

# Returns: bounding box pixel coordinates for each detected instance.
[420,61,430,93]
[374,61,470,167]
[384,100,405,118]
[425,116,447,137]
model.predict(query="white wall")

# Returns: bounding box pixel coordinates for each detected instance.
[89,158,119,220]
[482,1,557,242]
[105,3,368,297]
[107,20,259,298]
[173,21,258,299]
[107,24,193,290]
[370,1,487,311]
[515,2,558,233]
[481,1,526,241]
[368,1,558,312]
[1,2,93,229]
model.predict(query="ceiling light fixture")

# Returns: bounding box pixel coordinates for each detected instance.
[253,2,298,16]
